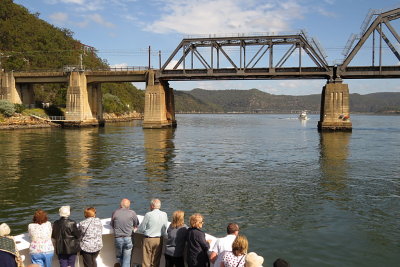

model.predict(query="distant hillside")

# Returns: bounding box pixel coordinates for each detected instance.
[350,92,400,113]
[175,89,400,114]
[0,0,144,113]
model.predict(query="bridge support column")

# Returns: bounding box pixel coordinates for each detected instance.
[0,72,20,103]
[165,85,177,127]
[17,84,35,107]
[87,83,104,124]
[318,81,352,132]
[65,71,102,126]
[143,71,176,128]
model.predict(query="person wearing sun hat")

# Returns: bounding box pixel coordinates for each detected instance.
[245,252,264,267]
[52,206,81,267]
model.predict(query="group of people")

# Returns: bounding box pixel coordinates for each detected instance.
[0,205,103,267]
[110,198,289,267]
[0,197,290,267]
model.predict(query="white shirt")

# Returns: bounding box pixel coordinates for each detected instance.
[137,209,168,237]
[211,234,237,267]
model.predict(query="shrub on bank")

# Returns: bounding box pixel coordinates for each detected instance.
[0,100,16,117]
[14,103,26,113]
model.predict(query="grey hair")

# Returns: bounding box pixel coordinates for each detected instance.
[151,198,161,209]
[0,223,11,236]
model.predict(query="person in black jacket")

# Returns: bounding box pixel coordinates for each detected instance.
[186,213,211,267]
[52,205,81,267]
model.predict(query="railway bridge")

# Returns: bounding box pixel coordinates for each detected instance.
[1,7,399,130]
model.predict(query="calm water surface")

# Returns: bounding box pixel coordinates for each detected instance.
[0,114,399,266]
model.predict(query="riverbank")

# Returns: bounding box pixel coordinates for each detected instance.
[0,114,58,130]
[0,112,144,130]
[103,111,143,121]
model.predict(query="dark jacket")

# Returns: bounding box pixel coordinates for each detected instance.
[52,217,81,255]
[186,227,210,267]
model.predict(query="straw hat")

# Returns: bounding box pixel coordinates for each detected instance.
[59,206,71,217]
[245,252,264,267]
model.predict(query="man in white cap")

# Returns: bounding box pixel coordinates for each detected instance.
[52,206,81,267]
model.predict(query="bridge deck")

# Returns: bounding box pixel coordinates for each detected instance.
[9,65,400,83]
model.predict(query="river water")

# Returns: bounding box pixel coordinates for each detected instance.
[0,114,399,266]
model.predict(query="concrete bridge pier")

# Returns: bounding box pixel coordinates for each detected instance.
[17,83,35,107]
[318,80,352,132]
[143,71,176,128]
[65,71,103,127]
[0,72,35,106]
[87,82,104,123]
[0,72,18,102]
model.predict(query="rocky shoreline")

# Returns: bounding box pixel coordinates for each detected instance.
[102,111,143,122]
[0,114,58,130]
[0,112,143,130]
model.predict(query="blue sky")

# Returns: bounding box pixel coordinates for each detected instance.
[13,0,400,95]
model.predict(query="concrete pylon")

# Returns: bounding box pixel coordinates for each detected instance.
[143,70,176,128]
[87,83,104,123]
[165,85,177,127]
[17,84,35,107]
[0,71,20,103]
[318,81,352,131]
[65,71,101,126]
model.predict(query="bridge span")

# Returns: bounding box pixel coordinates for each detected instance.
[1,7,400,131]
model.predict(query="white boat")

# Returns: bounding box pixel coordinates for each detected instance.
[298,110,308,120]
[14,216,217,267]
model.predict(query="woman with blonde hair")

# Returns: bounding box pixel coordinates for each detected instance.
[165,210,188,267]
[28,209,54,267]
[79,207,103,267]
[221,235,248,267]
[186,213,211,267]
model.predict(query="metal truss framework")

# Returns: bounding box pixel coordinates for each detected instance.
[158,32,332,80]
[339,8,400,77]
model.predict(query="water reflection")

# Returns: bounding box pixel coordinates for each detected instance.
[143,128,176,181]
[64,128,96,185]
[0,128,69,230]
[319,132,351,195]
[0,130,23,186]
[299,118,308,127]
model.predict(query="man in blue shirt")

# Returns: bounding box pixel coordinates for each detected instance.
[137,198,169,267]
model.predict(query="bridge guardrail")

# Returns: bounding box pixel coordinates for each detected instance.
[48,116,66,121]
[14,66,150,73]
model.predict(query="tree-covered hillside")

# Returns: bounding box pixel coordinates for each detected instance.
[174,89,400,114]
[0,0,107,71]
[0,0,144,113]
[177,88,321,112]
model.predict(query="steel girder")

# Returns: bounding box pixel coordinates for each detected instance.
[158,33,330,80]
[340,8,400,75]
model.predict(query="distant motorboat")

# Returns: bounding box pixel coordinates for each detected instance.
[298,110,309,120]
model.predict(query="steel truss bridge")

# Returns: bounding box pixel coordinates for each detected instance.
[157,8,400,81]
